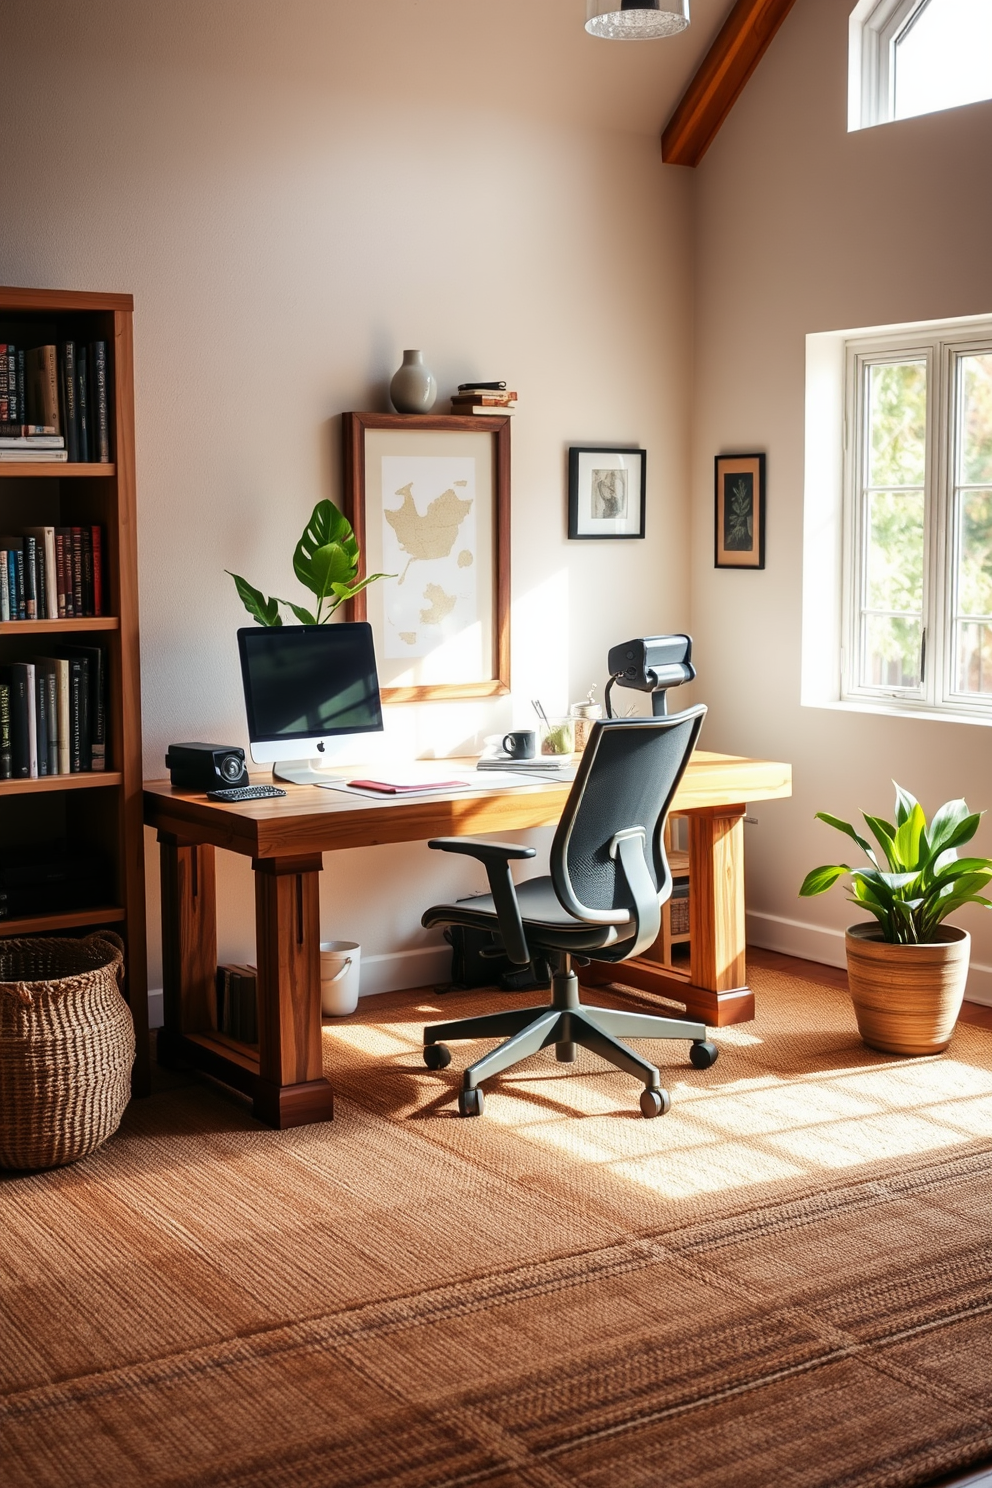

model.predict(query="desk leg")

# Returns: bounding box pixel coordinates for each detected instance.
[253,853,333,1129]
[156,832,218,1066]
[579,804,754,1027]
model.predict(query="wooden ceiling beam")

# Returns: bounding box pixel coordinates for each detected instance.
[662,0,799,167]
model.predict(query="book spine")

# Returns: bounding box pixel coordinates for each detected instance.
[46,669,58,775]
[13,548,25,620]
[0,553,8,622]
[0,344,8,422]
[9,666,29,777]
[89,648,105,771]
[6,347,16,425]
[60,343,79,462]
[16,350,25,430]
[92,342,110,462]
[23,535,37,621]
[77,656,91,770]
[56,661,70,775]
[43,346,60,433]
[91,526,104,615]
[71,528,84,615]
[55,529,69,617]
[82,527,94,615]
[0,679,11,779]
[35,543,47,622]
[24,662,37,777]
[35,667,49,776]
[67,659,83,772]
[77,350,90,463]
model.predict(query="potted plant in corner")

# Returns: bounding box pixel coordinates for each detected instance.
[799,784,992,1055]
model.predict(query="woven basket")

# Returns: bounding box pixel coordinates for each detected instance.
[0,932,135,1170]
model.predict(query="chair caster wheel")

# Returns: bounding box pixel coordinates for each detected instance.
[458,1087,484,1118]
[424,1043,452,1070]
[640,1087,670,1118]
[690,1040,719,1070]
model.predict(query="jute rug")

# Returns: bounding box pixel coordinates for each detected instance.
[2,960,992,1488]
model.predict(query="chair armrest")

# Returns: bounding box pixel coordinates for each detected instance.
[427,838,534,965]
[428,838,536,864]
[611,828,663,957]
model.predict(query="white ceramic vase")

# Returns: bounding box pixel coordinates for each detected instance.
[389,349,437,414]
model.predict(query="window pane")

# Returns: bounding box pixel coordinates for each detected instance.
[866,490,925,609]
[868,361,927,486]
[956,620,992,693]
[960,353,992,484]
[863,614,922,689]
[894,0,992,122]
[957,490,992,617]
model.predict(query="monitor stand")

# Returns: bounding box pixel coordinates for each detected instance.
[272,759,348,787]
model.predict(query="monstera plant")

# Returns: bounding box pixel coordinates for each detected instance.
[228,499,391,626]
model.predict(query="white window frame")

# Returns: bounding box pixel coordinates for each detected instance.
[850,0,950,130]
[839,320,992,720]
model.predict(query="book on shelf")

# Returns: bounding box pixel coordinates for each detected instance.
[0,644,106,778]
[17,342,111,462]
[0,525,106,620]
[0,435,64,448]
[452,389,517,402]
[0,449,68,463]
[216,964,258,1044]
[456,381,507,392]
[0,424,59,439]
[449,404,517,416]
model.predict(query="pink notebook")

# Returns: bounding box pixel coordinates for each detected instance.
[347,778,468,795]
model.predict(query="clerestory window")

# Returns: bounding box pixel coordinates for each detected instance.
[849,0,992,131]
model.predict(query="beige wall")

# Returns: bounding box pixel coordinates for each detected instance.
[0,0,699,993]
[691,0,992,995]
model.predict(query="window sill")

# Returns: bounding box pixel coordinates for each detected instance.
[803,697,992,728]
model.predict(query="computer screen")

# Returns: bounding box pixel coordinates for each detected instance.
[237,622,383,765]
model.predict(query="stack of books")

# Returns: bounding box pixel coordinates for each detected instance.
[450,381,518,416]
[0,525,106,621]
[0,843,111,921]
[0,646,107,779]
[0,340,111,462]
[216,964,258,1043]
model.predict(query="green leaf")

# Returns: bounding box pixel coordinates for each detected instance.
[227,571,282,626]
[862,814,898,868]
[931,856,992,886]
[931,811,983,856]
[927,798,973,855]
[814,812,880,868]
[329,572,394,602]
[799,864,849,897]
[893,782,919,828]
[285,602,318,625]
[293,501,359,598]
[892,802,926,871]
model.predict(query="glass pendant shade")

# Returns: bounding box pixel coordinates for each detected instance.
[585,0,690,40]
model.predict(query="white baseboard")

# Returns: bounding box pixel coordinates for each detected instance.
[145,943,452,1029]
[746,910,992,1007]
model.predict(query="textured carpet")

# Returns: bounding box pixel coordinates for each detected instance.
[2,961,992,1488]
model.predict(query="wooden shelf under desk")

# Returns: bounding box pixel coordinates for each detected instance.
[0,771,123,796]
[0,463,116,478]
[0,905,125,936]
[0,616,119,635]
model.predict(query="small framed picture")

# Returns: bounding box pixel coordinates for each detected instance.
[568,447,646,539]
[714,453,765,569]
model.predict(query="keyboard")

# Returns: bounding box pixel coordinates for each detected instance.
[206,784,287,802]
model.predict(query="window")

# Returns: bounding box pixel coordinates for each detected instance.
[842,323,992,717]
[850,0,992,131]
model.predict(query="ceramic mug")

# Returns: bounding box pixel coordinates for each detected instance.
[502,729,537,759]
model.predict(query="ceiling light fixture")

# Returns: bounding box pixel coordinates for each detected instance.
[585,0,690,40]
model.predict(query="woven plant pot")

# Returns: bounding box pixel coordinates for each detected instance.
[0,933,135,1170]
[845,921,970,1056]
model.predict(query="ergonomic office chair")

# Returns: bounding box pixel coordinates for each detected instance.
[421,707,718,1118]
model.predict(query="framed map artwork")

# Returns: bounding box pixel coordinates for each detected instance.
[342,412,511,702]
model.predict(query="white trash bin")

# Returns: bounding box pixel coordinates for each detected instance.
[320,940,361,1017]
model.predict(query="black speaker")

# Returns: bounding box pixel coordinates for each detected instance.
[165,742,249,791]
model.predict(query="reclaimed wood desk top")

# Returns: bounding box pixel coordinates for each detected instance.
[143,751,792,860]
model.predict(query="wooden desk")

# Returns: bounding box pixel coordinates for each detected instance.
[144,750,791,1128]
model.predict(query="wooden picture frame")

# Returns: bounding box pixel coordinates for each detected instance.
[342,412,510,703]
[714,453,765,569]
[568,446,646,539]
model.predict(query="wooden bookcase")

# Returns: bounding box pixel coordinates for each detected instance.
[0,286,148,1095]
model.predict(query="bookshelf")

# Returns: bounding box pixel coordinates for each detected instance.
[0,286,148,1096]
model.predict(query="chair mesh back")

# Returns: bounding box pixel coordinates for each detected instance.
[550,709,704,916]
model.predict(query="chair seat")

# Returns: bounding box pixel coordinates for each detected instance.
[423,875,635,952]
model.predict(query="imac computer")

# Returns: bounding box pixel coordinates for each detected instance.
[237,622,384,785]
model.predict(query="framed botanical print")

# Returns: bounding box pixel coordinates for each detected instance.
[714,453,766,569]
[341,412,510,703]
[568,447,646,539]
